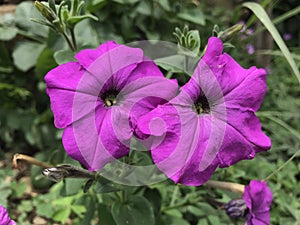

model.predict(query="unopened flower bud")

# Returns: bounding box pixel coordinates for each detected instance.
[224,199,248,218]
[35,1,57,23]
[220,24,244,41]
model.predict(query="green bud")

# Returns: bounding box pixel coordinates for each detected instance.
[34,1,57,23]
[173,26,201,56]
[219,24,244,41]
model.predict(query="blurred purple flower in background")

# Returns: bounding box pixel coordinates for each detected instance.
[246,44,255,55]
[137,37,271,186]
[45,41,178,171]
[243,180,273,225]
[283,33,292,41]
[245,28,254,36]
[0,205,15,225]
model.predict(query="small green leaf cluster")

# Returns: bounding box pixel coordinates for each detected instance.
[34,0,98,51]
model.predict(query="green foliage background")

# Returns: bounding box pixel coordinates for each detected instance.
[0,0,299,224]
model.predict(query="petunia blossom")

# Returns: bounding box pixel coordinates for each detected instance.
[136,37,271,186]
[224,180,272,224]
[0,205,16,225]
[45,41,178,171]
[243,180,272,225]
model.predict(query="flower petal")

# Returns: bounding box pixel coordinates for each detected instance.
[62,125,90,168]
[75,41,118,69]
[45,62,103,128]
[0,205,16,225]
[224,68,267,111]
[243,180,272,225]
[226,109,271,150]
[217,109,271,167]
[202,37,268,111]
[137,91,223,186]
[79,44,144,85]
[122,76,178,124]
[62,105,131,171]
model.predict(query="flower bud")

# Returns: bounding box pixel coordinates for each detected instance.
[224,199,248,218]
[34,1,57,23]
[220,24,244,41]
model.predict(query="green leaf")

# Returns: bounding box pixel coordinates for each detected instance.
[158,0,171,11]
[17,200,33,213]
[162,214,190,225]
[0,27,18,41]
[243,2,300,85]
[98,204,117,225]
[93,176,128,194]
[53,196,73,205]
[35,47,57,78]
[177,8,205,26]
[71,205,86,217]
[0,14,17,41]
[67,14,98,27]
[61,179,84,196]
[15,1,49,38]
[12,41,45,71]
[112,196,155,225]
[0,181,12,207]
[11,181,27,198]
[52,207,72,223]
[81,196,97,224]
[74,20,99,48]
[35,202,54,218]
[144,188,162,215]
[53,49,76,65]
[0,41,13,73]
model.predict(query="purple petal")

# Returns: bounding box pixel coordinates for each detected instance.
[45,62,101,128]
[202,37,265,108]
[243,180,272,225]
[224,68,267,112]
[80,44,144,83]
[137,91,223,186]
[63,104,131,171]
[226,109,271,150]
[121,76,178,122]
[62,126,90,168]
[217,122,257,167]
[75,41,118,69]
[0,205,16,225]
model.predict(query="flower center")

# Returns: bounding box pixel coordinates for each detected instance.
[100,88,119,107]
[193,94,210,114]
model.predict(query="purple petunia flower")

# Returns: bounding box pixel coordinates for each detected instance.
[45,41,178,171]
[0,205,15,225]
[136,37,271,186]
[243,180,273,225]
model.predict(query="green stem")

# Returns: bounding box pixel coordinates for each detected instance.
[264,148,300,181]
[162,196,201,212]
[62,32,75,52]
[150,0,155,30]
[165,71,173,79]
[161,201,188,212]
[205,180,244,194]
[184,55,188,74]
[69,27,77,51]
[170,185,179,206]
